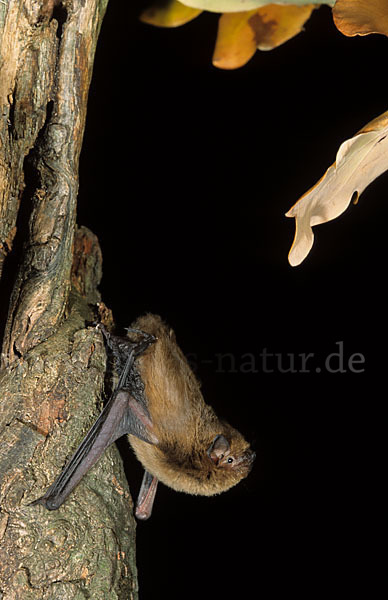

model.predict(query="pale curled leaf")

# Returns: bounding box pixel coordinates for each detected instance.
[213,5,316,69]
[333,0,388,37]
[285,111,388,266]
[140,0,202,28]
[180,0,333,13]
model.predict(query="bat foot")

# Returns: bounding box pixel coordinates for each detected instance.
[135,471,158,520]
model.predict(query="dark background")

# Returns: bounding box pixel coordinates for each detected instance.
[78,2,386,598]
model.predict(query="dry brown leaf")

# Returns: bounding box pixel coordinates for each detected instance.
[333,0,388,37]
[140,0,202,28]
[213,4,316,69]
[285,110,388,266]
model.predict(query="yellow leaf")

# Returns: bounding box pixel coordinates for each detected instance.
[333,0,388,37]
[140,0,202,28]
[213,10,259,69]
[213,4,316,69]
[285,111,388,266]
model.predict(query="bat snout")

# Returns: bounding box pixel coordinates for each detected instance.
[232,448,256,473]
[244,448,256,470]
[240,448,256,474]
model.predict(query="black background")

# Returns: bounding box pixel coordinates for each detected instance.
[78,2,386,598]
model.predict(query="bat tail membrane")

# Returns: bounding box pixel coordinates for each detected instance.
[30,389,158,510]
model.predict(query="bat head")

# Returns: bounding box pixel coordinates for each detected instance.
[199,428,255,496]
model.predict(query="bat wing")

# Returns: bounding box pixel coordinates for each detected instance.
[31,389,158,510]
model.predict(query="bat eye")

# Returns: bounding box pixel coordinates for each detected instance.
[227,457,234,464]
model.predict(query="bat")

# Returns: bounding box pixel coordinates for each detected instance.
[32,314,255,519]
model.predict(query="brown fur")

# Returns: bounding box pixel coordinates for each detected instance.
[128,314,254,496]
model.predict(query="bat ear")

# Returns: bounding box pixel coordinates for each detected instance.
[207,434,230,465]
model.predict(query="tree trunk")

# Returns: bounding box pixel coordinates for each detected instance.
[0,1,138,597]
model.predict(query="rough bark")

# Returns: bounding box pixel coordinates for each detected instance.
[0,1,138,598]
